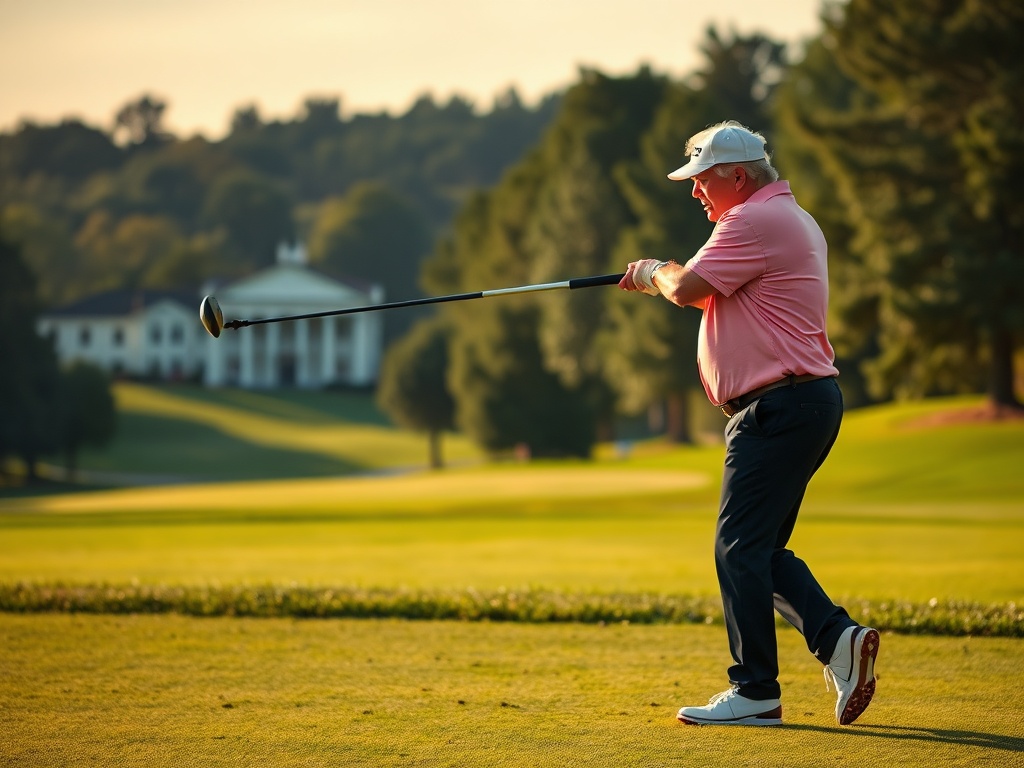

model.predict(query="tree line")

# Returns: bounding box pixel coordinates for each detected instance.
[0,87,560,346]
[377,0,1023,463]
[2,0,1021,471]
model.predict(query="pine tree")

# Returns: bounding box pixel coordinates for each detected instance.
[0,232,61,480]
[788,0,1024,407]
[607,30,788,439]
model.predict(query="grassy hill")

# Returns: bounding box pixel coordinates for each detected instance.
[35,384,1024,505]
[44,382,484,484]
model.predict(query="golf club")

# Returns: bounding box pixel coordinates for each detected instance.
[200,272,626,338]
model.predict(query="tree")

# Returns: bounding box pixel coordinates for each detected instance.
[230,104,263,134]
[0,231,60,481]
[114,94,171,147]
[308,182,432,344]
[772,36,879,407]
[790,0,1024,408]
[55,362,116,480]
[375,316,456,469]
[448,303,595,458]
[201,169,295,267]
[420,132,604,456]
[74,211,185,292]
[141,231,227,289]
[606,29,788,440]
[0,119,122,181]
[527,68,667,400]
[0,203,78,305]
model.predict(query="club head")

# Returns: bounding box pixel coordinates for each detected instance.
[200,295,224,338]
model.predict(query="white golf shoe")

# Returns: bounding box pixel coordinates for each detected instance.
[824,625,879,725]
[677,688,783,726]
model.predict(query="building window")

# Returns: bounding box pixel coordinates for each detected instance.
[79,326,91,347]
[170,325,184,344]
[150,325,162,344]
[113,327,125,346]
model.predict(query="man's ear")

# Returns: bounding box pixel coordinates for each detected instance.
[733,167,749,191]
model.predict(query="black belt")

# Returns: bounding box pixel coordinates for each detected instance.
[720,374,828,417]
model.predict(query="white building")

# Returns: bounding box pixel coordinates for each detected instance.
[203,246,384,388]
[38,245,384,389]
[38,289,204,381]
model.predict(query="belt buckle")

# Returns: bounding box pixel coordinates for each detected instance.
[720,403,737,418]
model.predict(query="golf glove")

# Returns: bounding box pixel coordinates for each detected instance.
[633,260,669,296]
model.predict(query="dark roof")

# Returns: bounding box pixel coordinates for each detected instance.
[43,289,198,318]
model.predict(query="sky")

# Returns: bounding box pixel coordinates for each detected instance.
[0,0,826,140]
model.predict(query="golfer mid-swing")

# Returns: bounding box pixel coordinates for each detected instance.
[619,120,879,727]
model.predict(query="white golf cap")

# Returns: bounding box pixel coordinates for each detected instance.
[667,124,768,181]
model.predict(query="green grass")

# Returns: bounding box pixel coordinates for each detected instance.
[49,382,483,482]
[2,615,1022,768]
[2,388,1023,765]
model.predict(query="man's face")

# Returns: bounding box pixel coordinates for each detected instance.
[690,167,748,222]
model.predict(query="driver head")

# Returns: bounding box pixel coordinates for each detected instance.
[200,295,224,338]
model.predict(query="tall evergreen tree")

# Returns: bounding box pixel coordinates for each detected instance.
[0,232,60,480]
[772,36,878,406]
[789,0,1023,407]
[422,69,670,454]
[449,303,595,457]
[607,30,788,440]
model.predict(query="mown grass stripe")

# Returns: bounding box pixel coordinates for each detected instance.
[1,582,1020,637]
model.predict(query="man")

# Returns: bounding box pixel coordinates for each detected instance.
[619,121,878,727]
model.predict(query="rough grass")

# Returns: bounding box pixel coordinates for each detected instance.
[2,583,1019,637]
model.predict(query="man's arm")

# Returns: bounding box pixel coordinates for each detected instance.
[619,259,717,309]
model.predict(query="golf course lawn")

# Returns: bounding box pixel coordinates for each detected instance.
[2,615,1022,767]
[2,387,1023,766]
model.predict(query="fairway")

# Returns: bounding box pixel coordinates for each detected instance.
[2,615,1023,768]
[2,389,1023,766]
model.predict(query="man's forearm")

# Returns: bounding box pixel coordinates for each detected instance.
[653,261,716,308]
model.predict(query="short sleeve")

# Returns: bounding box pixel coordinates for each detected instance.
[686,214,766,297]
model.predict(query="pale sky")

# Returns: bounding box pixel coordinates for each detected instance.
[0,0,826,140]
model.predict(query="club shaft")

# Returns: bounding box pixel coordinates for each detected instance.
[223,272,625,330]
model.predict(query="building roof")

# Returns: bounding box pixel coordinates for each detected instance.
[43,289,198,318]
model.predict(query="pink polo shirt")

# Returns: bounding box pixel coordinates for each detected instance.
[686,180,838,406]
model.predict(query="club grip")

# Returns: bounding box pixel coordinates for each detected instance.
[568,273,626,290]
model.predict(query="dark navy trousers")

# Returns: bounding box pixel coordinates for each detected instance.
[716,376,856,700]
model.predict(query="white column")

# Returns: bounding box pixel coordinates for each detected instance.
[265,320,279,387]
[240,320,255,387]
[321,317,336,385]
[296,319,310,388]
[204,333,220,385]
[350,317,367,385]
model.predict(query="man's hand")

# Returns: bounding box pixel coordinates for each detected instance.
[619,259,668,295]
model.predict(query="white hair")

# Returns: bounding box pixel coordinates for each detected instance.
[712,159,779,185]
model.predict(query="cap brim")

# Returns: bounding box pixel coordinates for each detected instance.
[667,158,706,181]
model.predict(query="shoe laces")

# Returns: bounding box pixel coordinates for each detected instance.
[708,688,738,705]
[823,665,849,693]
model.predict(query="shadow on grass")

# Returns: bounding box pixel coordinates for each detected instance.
[784,723,1024,751]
